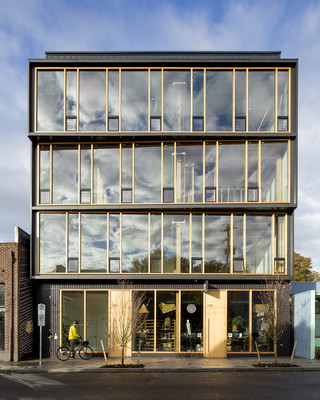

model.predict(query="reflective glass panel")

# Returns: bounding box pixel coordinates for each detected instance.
[248,141,259,200]
[79,71,106,131]
[66,70,77,117]
[235,70,246,123]
[163,144,174,198]
[218,142,245,202]
[181,292,203,352]
[163,70,190,131]
[133,292,155,351]
[68,214,79,272]
[204,215,230,273]
[62,291,84,342]
[122,214,148,273]
[206,70,232,131]
[274,215,285,273]
[192,215,202,272]
[248,71,275,131]
[37,71,64,131]
[156,291,178,352]
[233,215,244,272]
[93,145,119,203]
[261,141,288,202]
[39,145,50,204]
[246,216,271,273]
[176,143,203,203]
[193,70,204,117]
[163,214,189,273]
[81,146,91,203]
[227,292,249,352]
[81,214,107,272]
[121,70,148,131]
[108,70,119,117]
[134,144,161,203]
[150,71,161,117]
[205,142,216,201]
[53,145,78,204]
[252,291,274,351]
[277,71,288,118]
[40,214,66,273]
[86,292,108,351]
[121,144,132,191]
[150,214,161,273]
[109,214,120,267]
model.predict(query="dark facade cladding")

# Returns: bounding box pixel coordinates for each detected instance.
[0,228,33,361]
[29,51,298,358]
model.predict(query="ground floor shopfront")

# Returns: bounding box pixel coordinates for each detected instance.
[40,284,285,358]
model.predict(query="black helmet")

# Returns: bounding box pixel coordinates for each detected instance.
[73,320,79,325]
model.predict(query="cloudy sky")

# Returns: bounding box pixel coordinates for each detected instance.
[1,0,320,269]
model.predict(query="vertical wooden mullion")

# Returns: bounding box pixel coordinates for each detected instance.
[119,143,122,203]
[230,214,234,274]
[161,69,163,132]
[154,290,157,351]
[258,140,261,203]
[148,214,151,273]
[148,69,150,132]
[161,143,163,203]
[203,141,205,203]
[78,144,81,204]
[288,68,291,132]
[79,213,81,273]
[50,144,53,204]
[232,69,235,132]
[275,69,278,132]
[288,139,291,203]
[202,213,205,274]
[84,290,87,341]
[243,214,246,273]
[66,213,69,274]
[120,213,122,273]
[35,68,38,132]
[106,69,108,132]
[285,214,288,274]
[246,69,249,132]
[174,142,176,203]
[161,214,163,273]
[249,290,252,352]
[245,141,248,203]
[189,214,192,274]
[77,69,79,132]
[204,69,206,132]
[191,69,193,131]
[119,69,122,132]
[216,141,219,203]
[107,213,110,273]
[271,214,275,274]
[36,145,40,205]
[91,144,93,204]
[132,143,135,203]
[64,69,66,132]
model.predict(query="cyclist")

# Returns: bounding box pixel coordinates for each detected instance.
[68,320,80,358]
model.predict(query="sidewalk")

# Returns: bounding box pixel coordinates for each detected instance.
[1,356,320,373]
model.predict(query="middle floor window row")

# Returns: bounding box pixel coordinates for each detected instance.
[38,212,287,275]
[38,140,289,205]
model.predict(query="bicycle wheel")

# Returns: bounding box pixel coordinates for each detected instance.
[79,345,93,360]
[57,346,71,361]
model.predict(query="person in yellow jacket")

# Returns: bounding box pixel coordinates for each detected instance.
[68,321,80,358]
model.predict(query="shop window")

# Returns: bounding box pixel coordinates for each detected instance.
[181,292,203,352]
[227,292,249,352]
[252,291,274,352]
[134,292,155,351]
[156,291,178,352]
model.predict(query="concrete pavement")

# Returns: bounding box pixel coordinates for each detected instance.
[1,355,320,373]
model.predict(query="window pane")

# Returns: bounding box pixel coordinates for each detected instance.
[205,142,216,200]
[218,142,245,202]
[252,291,274,351]
[109,214,120,260]
[233,215,244,260]
[156,291,178,352]
[248,71,275,131]
[79,71,106,131]
[278,70,288,117]
[66,71,77,117]
[227,292,249,352]
[134,292,155,351]
[176,143,203,203]
[122,214,148,273]
[81,146,91,203]
[205,215,230,273]
[206,71,232,131]
[274,215,285,273]
[150,70,161,117]
[163,214,189,273]
[121,70,148,131]
[39,145,50,204]
[40,214,66,273]
[108,70,119,117]
[86,292,108,351]
[246,216,271,273]
[181,291,203,352]
[81,214,107,272]
[163,70,190,131]
[135,144,161,203]
[93,145,119,203]
[235,70,246,120]
[62,291,84,342]
[163,144,174,196]
[150,214,161,273]
[248,141,259,196]
[193,70,204,117]
[261,141,288,202]
[37,71,64,131]
[121,144,132,191]
[192,215,202,272]
[53,146,78,204]
[68,214,79,272]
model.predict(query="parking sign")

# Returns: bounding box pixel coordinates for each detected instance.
[38,303,45,326]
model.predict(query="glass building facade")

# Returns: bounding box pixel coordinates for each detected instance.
[29,52,297,358]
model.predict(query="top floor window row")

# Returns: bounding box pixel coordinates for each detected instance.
[36,68,290,133]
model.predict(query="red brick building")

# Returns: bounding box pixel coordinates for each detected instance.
[0,227,33,361]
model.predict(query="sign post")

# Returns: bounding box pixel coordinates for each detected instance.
[38,303,45,368]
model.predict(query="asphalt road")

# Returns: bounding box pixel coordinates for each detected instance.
[0,371,319,400]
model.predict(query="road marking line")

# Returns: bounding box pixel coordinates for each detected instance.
[2,373,65,389]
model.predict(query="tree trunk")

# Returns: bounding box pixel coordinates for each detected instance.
[274,340,278,364]
[121,344,125,365]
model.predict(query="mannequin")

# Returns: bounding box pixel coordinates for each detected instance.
[186,319,192,350]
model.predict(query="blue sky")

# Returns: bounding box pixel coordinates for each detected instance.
[1,0,320,269]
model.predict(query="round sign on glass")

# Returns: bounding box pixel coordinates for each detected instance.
[187,304,196,314]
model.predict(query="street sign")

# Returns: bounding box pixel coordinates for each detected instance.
[38,303,45,327]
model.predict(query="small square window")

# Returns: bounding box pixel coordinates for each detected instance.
[150,257,161,273]
[40,190,50,204]
[68,258,79,273]
[66,117,77,131]
[122,189,132,203]
[151,117,161,131]
[108,117,119,131]
[193,117,204,131]
[205,187,216,202]
[163,188,174,203]
[274,258,285,273]
[81,189,91,204]
[233,257,244,273]
[109,258,120,273]
[192,258,202,273]
[278,117,288,131]
[248,187,258,202]
[235,117,246,131]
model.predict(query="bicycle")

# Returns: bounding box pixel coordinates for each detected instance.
[57,338,93,361]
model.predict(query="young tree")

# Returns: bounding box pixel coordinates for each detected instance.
[294,252,320,282]
[111,280,147,365]
[258,278,292,364]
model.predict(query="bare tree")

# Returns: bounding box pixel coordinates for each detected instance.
[111,280,147,365]
[258,277,292,364]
